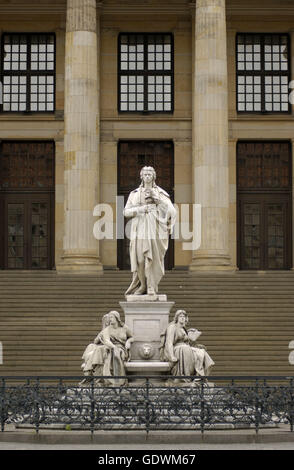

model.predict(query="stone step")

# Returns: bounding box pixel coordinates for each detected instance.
[0,308,293,315]
[1,270,294,376]
[2,323,293,330]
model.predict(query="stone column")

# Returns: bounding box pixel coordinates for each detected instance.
[59,0,102,273]
[190,0,232,270]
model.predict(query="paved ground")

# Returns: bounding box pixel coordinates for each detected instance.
[0,441,294,450]
[0,426,294,453]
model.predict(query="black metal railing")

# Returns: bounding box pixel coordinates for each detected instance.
[0,375,293,434]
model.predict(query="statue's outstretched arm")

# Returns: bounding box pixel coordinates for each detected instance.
[125,326,134,350]
[100,329,116,350]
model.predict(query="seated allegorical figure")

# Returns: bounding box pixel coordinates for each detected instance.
[80,310,134,386]
[160,310,214,383]
[80,312,110,382]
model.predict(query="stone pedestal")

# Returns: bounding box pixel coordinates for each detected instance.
[125,361,171,384]
[120,299,174,362]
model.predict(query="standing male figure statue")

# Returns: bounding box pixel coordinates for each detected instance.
[124,166,176,297]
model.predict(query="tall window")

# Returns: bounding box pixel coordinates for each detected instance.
[236,33,290,113]
[118,33,173,113]
[1,33,55,112]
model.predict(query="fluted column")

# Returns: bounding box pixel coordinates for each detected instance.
[190,0,232,270]
[59,0,102,273]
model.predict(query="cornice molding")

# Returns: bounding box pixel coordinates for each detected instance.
[0,1,294,17]
[0,1,190,16]
[227,2,294,16]
[0,3,66,15]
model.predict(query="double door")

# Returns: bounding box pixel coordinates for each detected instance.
[237,141,292,270]
[0,193,54,269]
[238,193,292,270]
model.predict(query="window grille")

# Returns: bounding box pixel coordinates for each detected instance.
[1,33,55,112]
[236,34,290,113]
[118,33,173,113]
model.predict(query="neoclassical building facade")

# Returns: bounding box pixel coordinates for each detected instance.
[0,0,294,274]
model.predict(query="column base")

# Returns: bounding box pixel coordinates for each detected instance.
[56,254,103,274]
[189,252,235,272]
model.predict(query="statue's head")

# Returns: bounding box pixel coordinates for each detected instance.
[140,166,156,186]
[108,310,123,327]
[174,309,188,325]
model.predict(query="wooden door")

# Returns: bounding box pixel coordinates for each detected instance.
[0,141,55,270]
[1,193,54,269]
[117,140,174,270]
[238,194,291,270]
[237,141,292,270]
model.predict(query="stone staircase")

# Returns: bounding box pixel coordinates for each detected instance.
[0,270,294,377]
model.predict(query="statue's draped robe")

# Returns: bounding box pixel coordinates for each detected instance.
[81,325,132,385]
[124,185,176,295]
[190,346,215,376]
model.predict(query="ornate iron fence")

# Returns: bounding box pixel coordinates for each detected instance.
[0,376,293,434]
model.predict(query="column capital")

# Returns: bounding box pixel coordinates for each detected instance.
[66,0,97,33]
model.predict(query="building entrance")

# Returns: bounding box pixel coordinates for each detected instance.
[0,141,55,269]
[117,140,174,270]
[237,141,292,270]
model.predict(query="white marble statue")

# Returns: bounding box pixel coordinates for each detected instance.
[124,166,176,297]
[80,311,134,386]
[160,310,214,383]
